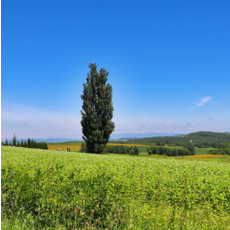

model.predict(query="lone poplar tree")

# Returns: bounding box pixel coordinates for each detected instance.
[81,63,115,154]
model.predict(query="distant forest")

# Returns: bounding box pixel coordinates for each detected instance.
[117,132,230,148]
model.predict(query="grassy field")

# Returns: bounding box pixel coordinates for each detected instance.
[48,141,84,145]
[2,146,230,229]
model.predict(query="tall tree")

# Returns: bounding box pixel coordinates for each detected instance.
[12,134,17,146]
[81,63,115,154]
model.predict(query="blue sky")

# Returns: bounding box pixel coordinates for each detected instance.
[2,0,230,139]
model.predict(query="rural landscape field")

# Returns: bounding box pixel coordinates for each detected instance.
[2,144,230,229]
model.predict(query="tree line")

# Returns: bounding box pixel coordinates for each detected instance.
[147,146,195,156]
[208,148,230,155]
[80,143,139,155]
[1,134,48,150]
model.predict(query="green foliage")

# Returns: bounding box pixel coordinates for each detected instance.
[208,148,230,155]
[4,137,48,150]
[147,146,192,156]
[80,142,87,153]
[217,142,230,149]
[20,139,24,147]
[183,142,196,154]
[12,134,17,146]
[126,131,230,147]
[105,145,140,155]
[1,147,230,229]
[5,139,8,146]
[81,63,115,154]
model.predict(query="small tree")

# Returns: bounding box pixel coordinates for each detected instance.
[24,140,28,148]
[5,139,9,146]
[44,142,48,150]
[28,138,31,148]
[12,134,17,146]
[183,143,195,154]
[80,143,87,152]
[21,139,24,147]
[80,63,115,154]
[134,146,139,155]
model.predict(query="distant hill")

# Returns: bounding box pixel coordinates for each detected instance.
[110,132,184,140]
[126,131,230,145]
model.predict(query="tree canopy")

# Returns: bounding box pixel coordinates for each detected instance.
[81,63,115,154]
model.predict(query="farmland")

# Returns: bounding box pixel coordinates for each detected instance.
[48,143,151,152]
[48,142,217,156]
[1,146,230,229]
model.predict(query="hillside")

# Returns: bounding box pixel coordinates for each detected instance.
[125,131,230,145]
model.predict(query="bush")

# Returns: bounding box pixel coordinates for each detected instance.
[208,148,230,155]
[80,143,87,152]
[105,145,139,155]
[147,147,192,156]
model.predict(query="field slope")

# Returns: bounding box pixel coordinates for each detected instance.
[1,147,230,229]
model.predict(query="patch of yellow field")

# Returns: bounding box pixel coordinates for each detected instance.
[183,155,225,158]
[48,145,81,151]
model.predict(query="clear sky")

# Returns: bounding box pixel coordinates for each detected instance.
[2,0,230,139]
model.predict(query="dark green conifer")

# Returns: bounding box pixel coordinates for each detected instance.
[16,141,20,147]
[21,139,24,147]
[81,63,115,154]
[134,146,139,155]
[12,134,17,146]
[5,139,8,146]
[28,138,31,148]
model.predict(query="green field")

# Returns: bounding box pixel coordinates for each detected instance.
[194,148,217,155]
[48,141,84,145]
[2,147,230,229]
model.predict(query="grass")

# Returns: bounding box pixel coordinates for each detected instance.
[195,148,218,155]
[2,146,230,229]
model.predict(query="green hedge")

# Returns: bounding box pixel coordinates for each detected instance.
[147,147,193,156]
[80,143,140,155]
[208,148,230,155]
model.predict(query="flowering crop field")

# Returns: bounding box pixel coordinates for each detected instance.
[48,144,81,151]
[48,143,150,151]
[1,146,230,229]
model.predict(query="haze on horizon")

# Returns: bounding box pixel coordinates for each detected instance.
[1,0,230,140]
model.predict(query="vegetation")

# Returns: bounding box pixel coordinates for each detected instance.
[1,147,230,229]
[147,146,193,156]
[1,135,48,150]
[208,148,230,155]
[80,143,140,155]
[105,145,139,155]
[81,63,115,154]
[125,131,230,148]
[48,141,84,145]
